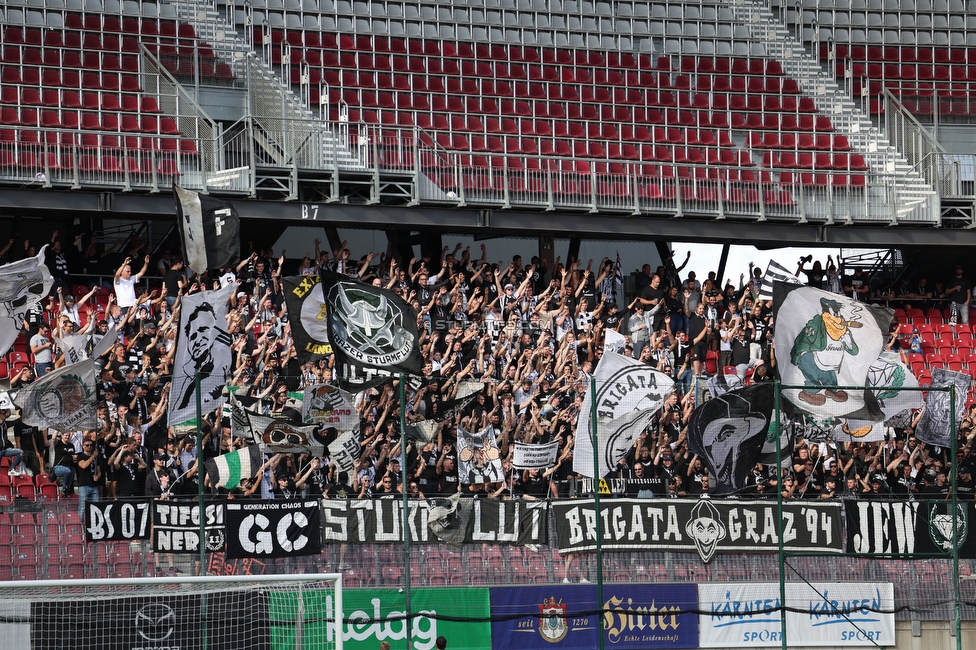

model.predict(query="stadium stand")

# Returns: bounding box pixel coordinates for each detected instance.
[0,0,957,223]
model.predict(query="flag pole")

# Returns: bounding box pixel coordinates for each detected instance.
[399,373,413,650]
[589,375,605,650]
[196,370,208,650]
[775,380,787,650]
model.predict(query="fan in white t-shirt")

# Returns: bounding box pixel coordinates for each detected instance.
[113,255,150,311]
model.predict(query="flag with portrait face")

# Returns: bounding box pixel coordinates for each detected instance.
[168,284,235,426]
[687,383,774,494]
[320,269,424,391]
[457,424,504,485]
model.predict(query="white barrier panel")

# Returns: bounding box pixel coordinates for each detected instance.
[699,582,895,647]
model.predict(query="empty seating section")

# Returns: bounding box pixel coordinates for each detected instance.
[802,0,976,116]
[250,26,868,206]
[0,10,217,185]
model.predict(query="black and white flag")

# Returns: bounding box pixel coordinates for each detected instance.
[0,245,53,357]
[573,351,674,478]
[687,383,775,494]
[457,424,504,484]
[14,359,97,431]
[282,275,332,363]
[320,269,424,391]
[758,259,801,301]
[915,367,972,448]
[169,283,235,426]
[174,185,241,274]
[225,499,321,559]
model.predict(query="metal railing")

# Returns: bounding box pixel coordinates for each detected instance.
[883,88,962,196]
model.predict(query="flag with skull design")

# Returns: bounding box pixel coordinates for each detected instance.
[320,269,424,391]
[0,244,53,358]
[687,382,776,495]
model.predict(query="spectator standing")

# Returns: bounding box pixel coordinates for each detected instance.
[76,439,102,515]
[947,265,971,326]
[114,256,151,314]
[52,431,77,496]
[30,324,55,376]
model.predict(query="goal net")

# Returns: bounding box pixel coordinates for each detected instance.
[0,573,343,650]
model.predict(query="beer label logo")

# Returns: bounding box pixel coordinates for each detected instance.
[538,597,568,643]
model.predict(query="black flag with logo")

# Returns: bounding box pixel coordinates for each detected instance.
[282,275,333,363]
[687,382,775,494]
[320,269,424,390]
[174,185,241,274]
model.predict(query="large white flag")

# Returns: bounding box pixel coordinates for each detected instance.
[831,353,924,442]
[13,360,96,431]
[0,245,53,358]
[573,351,674,478]
[774,284,892,421]
[168,284,235,425]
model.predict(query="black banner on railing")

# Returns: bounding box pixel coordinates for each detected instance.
[552,498,844,562]
[845,500,976,558]
[152,500,227,554]
[320,498,549,545]
[225,499,322,559]
[85,500,152,542]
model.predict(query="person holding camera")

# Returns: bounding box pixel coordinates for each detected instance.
[111,441,147,497]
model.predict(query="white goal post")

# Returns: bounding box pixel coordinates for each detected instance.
[0,572,343,650]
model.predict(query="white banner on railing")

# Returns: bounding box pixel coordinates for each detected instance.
[699,582,895,647]
[512,441,560,469]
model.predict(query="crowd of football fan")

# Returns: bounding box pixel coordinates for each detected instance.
[2,233,973,510]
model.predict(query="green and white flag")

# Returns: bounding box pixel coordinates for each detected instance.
[13,359,96,431]
[205,445,263,490]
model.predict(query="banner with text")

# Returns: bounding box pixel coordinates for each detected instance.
[270,587,491,650]
[225,499,321,559]
[321,498,548,545]
[152,500,227,554]
[553,499,843,562]
[490,583,698,650]
[513,441,560,470]
[85,500,152,542]
[698,582,894,647]
[845,500,976,558]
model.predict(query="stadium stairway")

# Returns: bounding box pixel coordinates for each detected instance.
[726,0,937,223]
[156,0,374,201]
